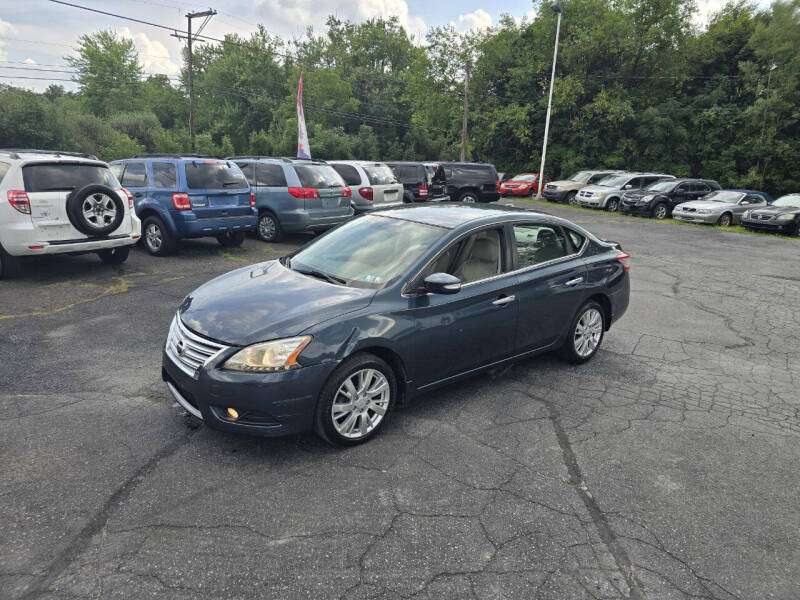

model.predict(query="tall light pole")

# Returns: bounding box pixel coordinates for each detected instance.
[536,2,563,198]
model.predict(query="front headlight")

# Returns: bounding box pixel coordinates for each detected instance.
[776,213,796,221]
[742,210,752,219]
[595,192,607,199]
[697,209,712,215]
[222,336,312,372]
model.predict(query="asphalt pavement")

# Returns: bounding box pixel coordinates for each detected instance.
[1,204,799,600]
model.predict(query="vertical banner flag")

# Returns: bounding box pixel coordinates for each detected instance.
[297,74,311,159]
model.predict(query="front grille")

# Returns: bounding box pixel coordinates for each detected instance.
[753,213,772,221]
[165,315,229,378]
[579,191,592,198]
[682,207,696,213]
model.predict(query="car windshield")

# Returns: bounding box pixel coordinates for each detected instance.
[645,180,676,192]
[772,195,800,208]
[568,171,592,183]
[363,165,398,185]
[598,175,631,188]
[289,215,445,288]
[706,191,743,204]
[512,174,536,182]
[294,165,345,189]
[22,163,119,192]
[184,161,247,190]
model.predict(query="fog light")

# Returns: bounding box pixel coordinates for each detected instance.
[226,407,239,421]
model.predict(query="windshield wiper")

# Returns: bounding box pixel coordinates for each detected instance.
[292,265,347,286]
[222,181,244,187]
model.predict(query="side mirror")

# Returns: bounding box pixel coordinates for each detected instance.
[423,272,462,295]
[740,200,750,206]
[623,184,633,190]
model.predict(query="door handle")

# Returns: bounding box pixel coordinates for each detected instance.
[564,277,584,287]
[492,295,515,306]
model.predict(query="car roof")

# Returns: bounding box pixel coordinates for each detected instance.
[0,149,100,162]
[371,203,564,230]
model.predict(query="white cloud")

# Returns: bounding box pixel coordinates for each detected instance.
[694,0,728,26]
[118,26,180,76]
[451,9,492,33]
[0,18,18,62]
[514,9,538,26]
[252,0,428,41]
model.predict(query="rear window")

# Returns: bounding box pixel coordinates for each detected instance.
[0,162,10,184]
[294,165,345,189]
[364,165,397,185]
[22,163,119,192]
[390,165,423,183]
[256,163,287,187]
[447,164,497,183]
[184,161,247,190]
[331,164,362,186]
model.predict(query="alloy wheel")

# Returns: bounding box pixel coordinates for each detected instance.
[607,198,619,212]
[145,222,162,251]
[461,195,477,204]
[82,193,117,230]
[654,204,668,219]
[718,213,731,227]
[567,193,578,205]
[259,215,277,240]
[331,368,390,440]
[574,308,603,358]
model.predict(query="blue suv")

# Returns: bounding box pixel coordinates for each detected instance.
[230,157,354,242]
[110,155,256,256]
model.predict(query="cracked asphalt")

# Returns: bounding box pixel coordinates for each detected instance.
[1,204,799,600]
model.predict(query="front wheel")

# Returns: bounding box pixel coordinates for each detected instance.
[315,353,397,446]
[217,231,245,247]
[716,213,732,227]
[257,212,284,242]
[606,198,620,212]
[98,246,130,265]
[651,203,669,220]
[566,191,578,205]
[558,301,606,364]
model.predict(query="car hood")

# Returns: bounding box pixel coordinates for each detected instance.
[548,180,579,188]
[580,184,614,194]
[178,260,375,346]
[676,200,725,211]
[748,206,800,216]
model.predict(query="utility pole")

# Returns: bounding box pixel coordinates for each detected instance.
[536,3,563,197]
[460,62,470,162]
[173,9,216,153]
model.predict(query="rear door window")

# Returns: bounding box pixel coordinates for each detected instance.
[121,162,148,188]
[0,162,9,184]
[22,163,120,192]
[390,165,422,183]
[363,165,397,185]
[512,224,568,268]
[294,165,345,189]
[235,162,256,186]
[151,162,176,188]
[184,161,248,190]
[332,164,362,186]
[255,163,287,187]
[110,164,124,181]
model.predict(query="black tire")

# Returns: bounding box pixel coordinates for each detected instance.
[557,301,606,364]
[67,184,125,237]
[0,245,22,279]
[606,197,620,212]
[566,191,577,205]
[97,246,130,265]
[217,231,246,247]
[257,211,284,242]
[795,220,800,236]
[142,215,177,256]
[314,353,397,447]
[458,191,479,204]
[651,203,669,220]
[717,213,732,227]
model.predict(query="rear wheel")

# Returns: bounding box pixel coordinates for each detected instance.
[566,191,577,205]
[217,231,245,247]
[315,353,397,446]
[458,191,479,204]
[142,215,177,256]
[558,301,606,364]
[606,197,620,212]
[257,212,284,242]
[0,245,22,279]
[651,203,669,220]
[97,246,130,265]
[717,212,732,227]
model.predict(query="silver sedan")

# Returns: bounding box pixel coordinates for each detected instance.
[672,190,769,226]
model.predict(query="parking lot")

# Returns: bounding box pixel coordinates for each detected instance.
[2,203,799,600]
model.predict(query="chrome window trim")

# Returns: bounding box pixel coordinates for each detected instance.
[401,220,588,297]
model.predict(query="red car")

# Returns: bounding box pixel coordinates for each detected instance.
[500,173,550,196]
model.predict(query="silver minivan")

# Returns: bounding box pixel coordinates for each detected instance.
[329,161,404,213]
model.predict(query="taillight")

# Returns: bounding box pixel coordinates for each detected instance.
[419,185,428,198]
[172,192,191,210]
[288,187,320,199]
[249,191,255,208]
[342,187,352,198]
[616,252,630,272]
[495,180,500,193]
[121,187,134,209]
[7,190,31,214]
[359,187,374,202]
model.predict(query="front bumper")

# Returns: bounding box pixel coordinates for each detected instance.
[741,218,795,233]
[501,188,532,196]
[620,202,651,215]
[542,189,568,202]
[162,350,338,437]
[672,212,718,224]
[577,197,605,208]
[281,208,354,233]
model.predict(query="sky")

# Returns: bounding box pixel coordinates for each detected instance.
[0,0,763,92]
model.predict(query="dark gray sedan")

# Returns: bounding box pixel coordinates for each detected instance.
[162,205,631,445]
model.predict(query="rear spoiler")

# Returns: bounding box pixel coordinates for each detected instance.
[602,239,623,251]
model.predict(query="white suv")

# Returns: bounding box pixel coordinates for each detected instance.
[0,149,141,278]
[329,161,404,214]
